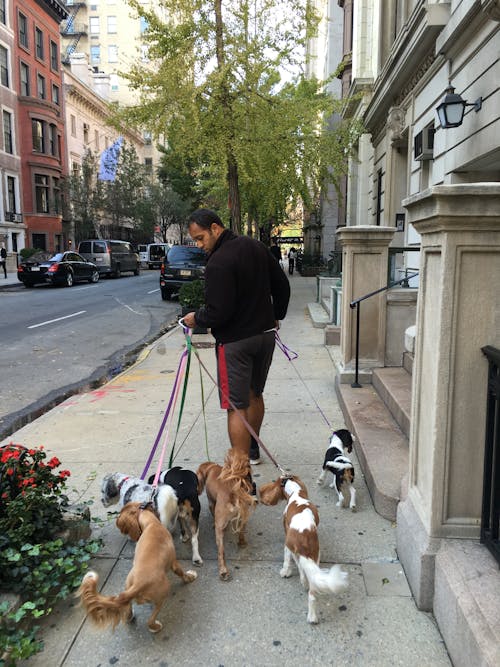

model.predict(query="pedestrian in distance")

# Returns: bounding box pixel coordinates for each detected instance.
[182,209,291,464]
[270,238,281,263]
[0,244,7,278]
[288,247,297,275]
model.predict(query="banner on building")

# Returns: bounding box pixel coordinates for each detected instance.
[98,136,123,181]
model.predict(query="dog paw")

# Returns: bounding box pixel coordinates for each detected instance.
[181,534,190,543]
[316,478,323,485]
[148,620,163,633]
[350,505,357,512]
[219,570,231,581]
[185,570,198,582]
[192,557,204,567]
[307,614,319,624]
[280,568,292,578]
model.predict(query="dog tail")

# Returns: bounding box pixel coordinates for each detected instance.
[76,571,135,630]
[299,558,349,596]
[196,461,215,494]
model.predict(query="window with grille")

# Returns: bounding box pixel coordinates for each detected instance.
[0,0,6,25]
[52,83,59,105]
[32,119,45,152]
[50,40,58,71]
[7,176,16,213]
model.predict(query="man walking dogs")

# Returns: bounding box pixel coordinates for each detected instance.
[182,209,290,462]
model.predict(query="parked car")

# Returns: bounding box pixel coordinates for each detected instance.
[17,251,100,288]
[77,239,140,277]
[159,245,207,300]
[138,243,171,269]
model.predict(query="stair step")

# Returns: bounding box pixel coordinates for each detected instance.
[403,351,414,375]
[372,367,412,438]
[335,379,408,522]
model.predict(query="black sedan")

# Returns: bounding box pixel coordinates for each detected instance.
[17,251,100,288]
[159,245,206,300]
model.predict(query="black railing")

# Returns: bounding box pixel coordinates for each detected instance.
[388,246,420,284]
[480,346,500,567]
[349,273,419,388]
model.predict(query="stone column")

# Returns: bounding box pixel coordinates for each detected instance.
[397,184,500,610]
[336,226,395,382]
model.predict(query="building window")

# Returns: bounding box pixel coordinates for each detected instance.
[52,178,61,214]
[376,169,383,226]
[107,16,117,33]
[49,124,57,156]
[143,131,152,145]
[0,0,6,25]
[35,174,49,213]
[110,73,118,91]
[72,161,80,177]
[90,44,100,63]
[32,233,46,250]
[0,45,9,87]
[35,27,44,60]
[140,16,148,33]
[83,122,89,143]
[94,129,99,149]
[7,176,17,213]
[32,119,45,152]
[144,157,153,172]
[108,44,118,62]
[70,114,76,137]
[89,16,100,34]
[3,110,13,153]
[20,61,30,95]
[18,13,28,48]
[52,83,59,105]
[50,40,58,71]
[37,73,46,99]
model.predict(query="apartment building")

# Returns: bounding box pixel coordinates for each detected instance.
[14,0,68,253]
[0,0,24,263]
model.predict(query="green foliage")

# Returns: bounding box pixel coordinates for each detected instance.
[178,279,205,308]
[19,248,45,260]
[64,149,104,243]
[0,444,101,664]
[115,0,362,235]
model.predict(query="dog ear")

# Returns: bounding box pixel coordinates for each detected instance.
[258,480,283,506]
[116,503,142,541]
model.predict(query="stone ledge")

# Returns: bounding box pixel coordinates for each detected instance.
[335,378,408,521]
[434,540,500,667]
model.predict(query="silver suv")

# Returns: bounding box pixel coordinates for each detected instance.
[78,240,140,277]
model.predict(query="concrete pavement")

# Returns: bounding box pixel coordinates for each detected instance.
[3,275,451,666]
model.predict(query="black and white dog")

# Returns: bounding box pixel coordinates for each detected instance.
[317,429,356,511]
[148,467,202,566]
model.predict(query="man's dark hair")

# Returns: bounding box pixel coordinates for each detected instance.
[188,208,224,230]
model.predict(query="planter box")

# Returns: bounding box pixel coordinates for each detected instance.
[299,266,323,277]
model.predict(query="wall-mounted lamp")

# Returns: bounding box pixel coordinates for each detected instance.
[436,86,482,129]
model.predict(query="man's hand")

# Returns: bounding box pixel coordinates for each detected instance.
[182,311,197,328]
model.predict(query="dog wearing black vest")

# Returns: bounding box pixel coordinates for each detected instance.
[317,429,356,511]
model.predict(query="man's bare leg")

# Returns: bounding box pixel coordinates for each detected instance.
[227,391,264,457]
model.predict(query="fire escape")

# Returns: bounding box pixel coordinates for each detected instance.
[60,1,87,64]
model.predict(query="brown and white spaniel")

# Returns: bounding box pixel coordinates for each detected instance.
[77,502,197,633]
[259,475,348,623]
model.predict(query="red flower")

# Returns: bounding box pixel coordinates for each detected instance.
[58,470,71,479]
[47,457,61,469]
[6,467,14,476]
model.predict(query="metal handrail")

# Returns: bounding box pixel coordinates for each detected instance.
[349,272,419,388]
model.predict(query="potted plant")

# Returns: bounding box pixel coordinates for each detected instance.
[178,279,207,334]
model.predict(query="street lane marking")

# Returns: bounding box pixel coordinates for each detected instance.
[148,288,160,294]
[28,310,87,329]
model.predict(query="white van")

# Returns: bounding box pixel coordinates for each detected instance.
[78,240,140,277]
[139,243,170,269]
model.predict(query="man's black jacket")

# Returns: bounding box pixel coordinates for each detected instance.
[194,230,290,344]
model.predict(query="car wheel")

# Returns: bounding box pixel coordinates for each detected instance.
[161,287,172,301]
[89,270,99,283]
[113,265,121,278]
[65,272,74,287]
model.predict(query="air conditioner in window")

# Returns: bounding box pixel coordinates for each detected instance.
[83,123,90,131]
[414,127,435,161]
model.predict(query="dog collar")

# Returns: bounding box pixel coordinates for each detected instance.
[117,476,130,491]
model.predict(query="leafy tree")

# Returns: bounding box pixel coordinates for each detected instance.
[147,181,192,244]
[65,150,104,242]
[118,0,361,236]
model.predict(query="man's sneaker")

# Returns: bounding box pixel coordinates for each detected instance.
[249,437,261,465]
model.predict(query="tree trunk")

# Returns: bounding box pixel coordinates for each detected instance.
[214,0,241,234]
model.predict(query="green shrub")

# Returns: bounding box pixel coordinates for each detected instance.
[178,279,205,309]
[0,444,101,665]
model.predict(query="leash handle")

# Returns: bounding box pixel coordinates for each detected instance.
[274,330,298,360]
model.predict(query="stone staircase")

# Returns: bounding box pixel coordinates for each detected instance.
[335,356,413,522]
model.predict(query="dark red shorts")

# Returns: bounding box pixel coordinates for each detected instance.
[216,332,275,409]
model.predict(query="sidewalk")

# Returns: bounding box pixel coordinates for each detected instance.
[5,276,451,666]
[0,272,20,289]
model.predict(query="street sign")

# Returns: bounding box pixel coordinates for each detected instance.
[275,237,303,244]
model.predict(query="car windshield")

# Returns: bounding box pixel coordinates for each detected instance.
[166,246,206,264]
[49,253,64,262]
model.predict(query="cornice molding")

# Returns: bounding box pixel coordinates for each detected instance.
[482,0,500,21]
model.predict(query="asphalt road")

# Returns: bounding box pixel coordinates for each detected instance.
[0,271,180,439]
